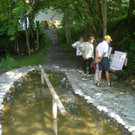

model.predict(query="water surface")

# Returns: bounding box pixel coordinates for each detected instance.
[2,72,124,135]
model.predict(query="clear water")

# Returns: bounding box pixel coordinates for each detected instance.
[2,72,124,135]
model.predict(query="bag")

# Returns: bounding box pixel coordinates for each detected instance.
[93,62,96,70]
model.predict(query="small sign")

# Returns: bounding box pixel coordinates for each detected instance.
[110,51,127,70]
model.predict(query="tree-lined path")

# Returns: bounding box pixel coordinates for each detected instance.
[42,30,75,69]
[0,0,135,134]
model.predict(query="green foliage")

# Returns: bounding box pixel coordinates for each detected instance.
[0,0,134,81]
[107,0,129,19]
[110,15,127,24]
[2,53,17,70]
[118,30,135,75]
[2,34,50,70]
[133,10,135,15]
[59,22,85,43]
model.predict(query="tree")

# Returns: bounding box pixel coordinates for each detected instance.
[102,0,107,37]
[127,0,135,22]
[36,21,40,49]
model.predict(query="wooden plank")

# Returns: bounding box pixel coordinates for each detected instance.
[110,68,122,75]
[53,120,57,135]
[39,65,67,117]
[124,58,128,66]
[53,99,57,119]
[41,74,44,85]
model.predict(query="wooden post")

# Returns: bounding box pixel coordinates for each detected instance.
[41,73,44,85]
[53,120,57,135]
[53,99,57,119]
[39,65,67,117]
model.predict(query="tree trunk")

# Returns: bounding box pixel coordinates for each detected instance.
[65,17,72,44]
[36,21,40,49]
[95,0,103,30]
[68,23,72,41]
[102,0,107,37]
[24,16,31,56]
[29,20,34,45]
[83,0,102,41]
[65,23,70,44]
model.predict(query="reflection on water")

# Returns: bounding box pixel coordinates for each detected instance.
[2,72,124,135]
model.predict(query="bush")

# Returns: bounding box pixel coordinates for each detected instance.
[118,30,135,75]
[2,53,17,70]
[1,34,50,70]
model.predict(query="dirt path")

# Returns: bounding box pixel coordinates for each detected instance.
[41,30,76,69]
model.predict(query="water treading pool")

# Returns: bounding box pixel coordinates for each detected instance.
[2,72,124,135]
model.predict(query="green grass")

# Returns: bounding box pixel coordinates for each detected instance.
[1,35,50,70]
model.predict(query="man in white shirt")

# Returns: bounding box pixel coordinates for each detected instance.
[96,35,112,87]
[82,37,95,76]
[72,36,84,72]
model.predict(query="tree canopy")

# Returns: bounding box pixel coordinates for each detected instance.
[0,0,134,61]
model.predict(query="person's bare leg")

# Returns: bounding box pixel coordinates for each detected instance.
[105,71,110,85]
[97,70,102,86]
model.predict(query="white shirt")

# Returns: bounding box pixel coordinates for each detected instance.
[82,42,94,59]
[97,41,109,57]
[72,41,84,56]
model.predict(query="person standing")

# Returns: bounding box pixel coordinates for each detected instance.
[96,35,112,87]
[94,45,99,81]
[82,37,95,76]
[94,38,103,81]
[51,25,58,45]
[72,36,84,72]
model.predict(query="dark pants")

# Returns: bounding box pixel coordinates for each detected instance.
[77,56,83,69]
[83,58,93,75]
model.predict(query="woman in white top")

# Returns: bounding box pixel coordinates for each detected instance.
[72,36,84,72]
[82,37,95,76]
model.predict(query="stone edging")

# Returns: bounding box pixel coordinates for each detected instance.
[0,65,135,135]
[0,66,40,134]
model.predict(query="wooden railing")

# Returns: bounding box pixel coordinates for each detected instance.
[39,65,67,119]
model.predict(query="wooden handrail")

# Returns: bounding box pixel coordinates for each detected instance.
[39,65,67,119]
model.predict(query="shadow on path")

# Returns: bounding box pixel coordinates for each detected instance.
[42,30,75,69]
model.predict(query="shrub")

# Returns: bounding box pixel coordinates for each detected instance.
[1,34,50,70]
[118,30,135,76]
